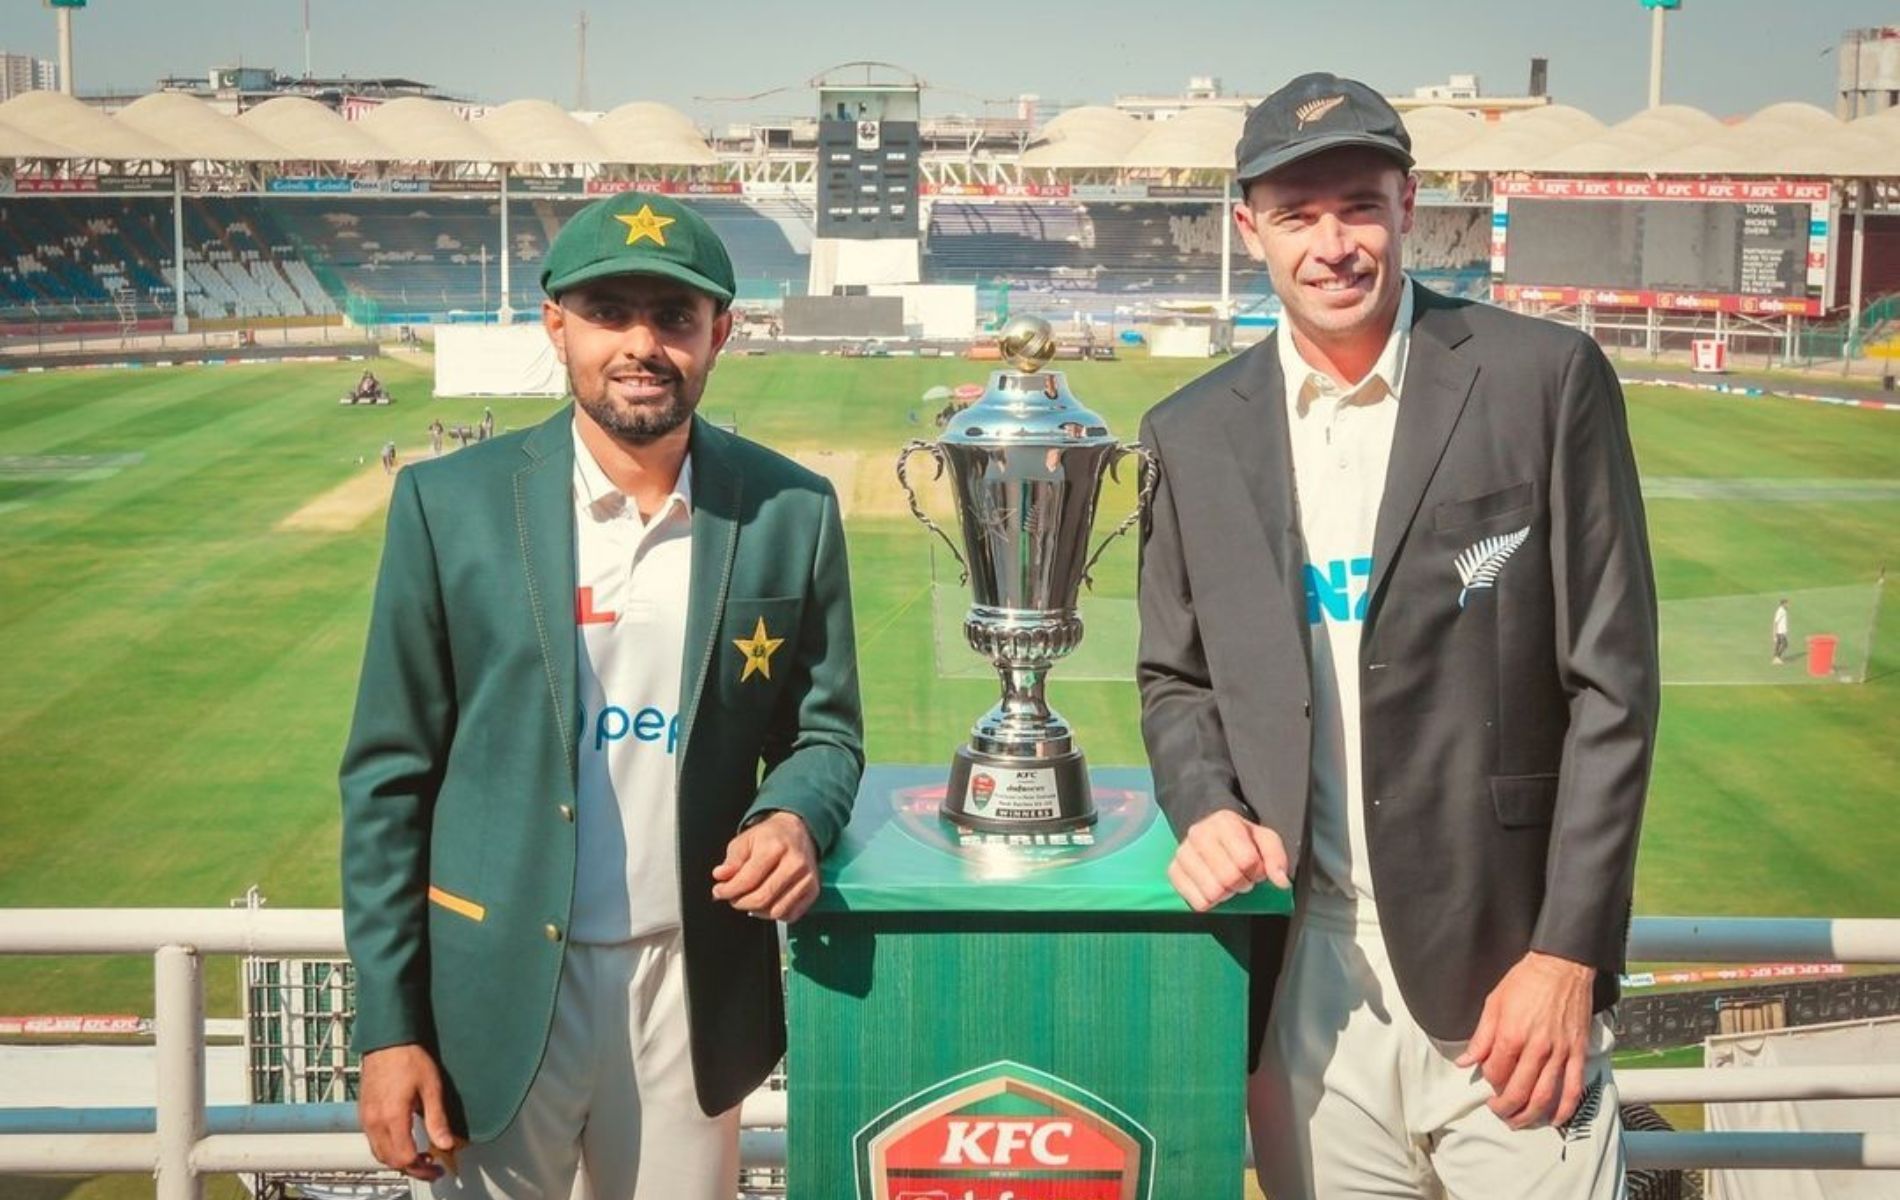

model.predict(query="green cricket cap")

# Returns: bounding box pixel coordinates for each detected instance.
[539,191,735,304]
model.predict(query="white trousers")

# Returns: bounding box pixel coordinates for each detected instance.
[1250,897,1625,1200]
[421,931,740,1200]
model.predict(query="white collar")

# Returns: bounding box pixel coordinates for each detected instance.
[1277,276,1414,408]
[571,418,693,523]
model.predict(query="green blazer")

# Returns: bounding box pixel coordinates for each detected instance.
[340,407,864,1141]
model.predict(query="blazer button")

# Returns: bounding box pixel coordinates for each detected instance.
[544,923,563,942]
[558,804,575,823]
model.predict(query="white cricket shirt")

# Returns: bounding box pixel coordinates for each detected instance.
[1279,281,1412,904]
[569,421,694,944]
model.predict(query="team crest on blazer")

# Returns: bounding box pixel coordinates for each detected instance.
[732,616,785,682]
[853,1060,1154,1200]
[1453,526,1531,609]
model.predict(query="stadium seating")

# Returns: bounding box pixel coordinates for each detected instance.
[2,190,1392,323]
[922,200,1273,310]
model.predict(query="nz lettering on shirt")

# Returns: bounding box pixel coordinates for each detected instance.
[1304,556,1373,625]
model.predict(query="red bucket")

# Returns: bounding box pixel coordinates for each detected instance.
[1806,634,1839,678]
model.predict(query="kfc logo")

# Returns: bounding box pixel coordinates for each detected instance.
[855,1062,1153,1200]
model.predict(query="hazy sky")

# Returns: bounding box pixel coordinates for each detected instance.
[0,1,1888,126]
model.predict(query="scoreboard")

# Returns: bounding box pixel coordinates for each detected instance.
[816,88,920,240]
[1492,178,1831,316]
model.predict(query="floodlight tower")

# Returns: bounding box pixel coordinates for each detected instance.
[47,0,85,95]
[1642,0,1682,109]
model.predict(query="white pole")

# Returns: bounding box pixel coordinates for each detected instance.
[57,8,74,95]
[1648,5,1666,109]
[172,166,188,334]
[154,946,205,1200]
[1220,176,1233,317]
[1849,179,1867,363]
[498,168,514,325]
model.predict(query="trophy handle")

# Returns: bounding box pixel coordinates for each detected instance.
[895,439,969,584]
[1079,442,1159,590]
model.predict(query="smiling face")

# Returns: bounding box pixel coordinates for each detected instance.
[1236,146,1416,370]
[542,273,733,447]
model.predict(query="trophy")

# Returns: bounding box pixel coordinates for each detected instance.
[897,316,1154,833]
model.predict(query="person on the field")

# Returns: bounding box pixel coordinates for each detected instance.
[428,419,445,458]
[1136,72,1658,1200]
[379,440,397,475]
[1773,597,1790,664]
[342,190,864,1200]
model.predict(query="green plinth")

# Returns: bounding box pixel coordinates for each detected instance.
[787,765,1290,1200]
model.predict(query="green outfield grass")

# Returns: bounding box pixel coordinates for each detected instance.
[0,353,1896,1028]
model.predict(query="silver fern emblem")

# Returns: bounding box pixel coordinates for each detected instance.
[1453,525,1531,609]
[1558,1075,1605,1146]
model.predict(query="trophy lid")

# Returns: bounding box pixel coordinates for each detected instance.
[942,316,1113,448]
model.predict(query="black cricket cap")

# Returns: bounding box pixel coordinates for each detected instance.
[1234,72,1414,186]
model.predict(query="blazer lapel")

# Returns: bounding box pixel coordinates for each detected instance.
[1366,286,1479,622]
[1222,342,1312,656]
[515,407,581,784]
[676,415,741,774]
[1223,342,1300,587]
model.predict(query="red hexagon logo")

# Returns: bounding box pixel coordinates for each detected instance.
[854,1061,1153,1200]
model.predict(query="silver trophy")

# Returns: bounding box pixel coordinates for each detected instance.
[897,316,1154,833]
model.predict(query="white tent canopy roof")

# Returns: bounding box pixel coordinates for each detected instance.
[355,98,508,163]
[589,102,717,165]
[0,90,178,161]
[0,92,1894,178]
[237,96,398,161]
[1122,108,1243,170]
[114,93,293,162]
[1022,106,1145,169]
[472,99,611,165]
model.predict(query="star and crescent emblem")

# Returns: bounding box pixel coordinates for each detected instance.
[614,203,675,247]
[733,616,785,682]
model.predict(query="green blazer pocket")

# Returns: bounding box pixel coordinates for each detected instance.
[723,595,806,694]
[1490,774,1559,828]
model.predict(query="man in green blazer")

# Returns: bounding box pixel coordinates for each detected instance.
[341,191,864,1198]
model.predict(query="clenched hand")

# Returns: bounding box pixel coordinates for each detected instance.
[712,810,820,923]
[1167,809,1291,912]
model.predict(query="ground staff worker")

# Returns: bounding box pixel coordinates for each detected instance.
[341,190,864,1199]
[1135,74,1658,1198]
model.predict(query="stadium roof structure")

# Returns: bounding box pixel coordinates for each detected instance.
[0,93,717,167]
[1122,107,1244,170]
[1020,106,1144,169]
[2,92,1900,179]
[114,93,293,162]
[0,90,179,161]
[237,97,397,162]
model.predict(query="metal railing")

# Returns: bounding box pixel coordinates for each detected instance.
[2,909,1898,1195]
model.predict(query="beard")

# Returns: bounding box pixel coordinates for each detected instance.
[571,366,700,446]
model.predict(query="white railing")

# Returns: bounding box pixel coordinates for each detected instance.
[2,909,1898,1196]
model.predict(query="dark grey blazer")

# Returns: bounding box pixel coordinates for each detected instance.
[1136,283,1659,1048]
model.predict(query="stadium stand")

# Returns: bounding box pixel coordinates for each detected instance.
[922,200,1273,310]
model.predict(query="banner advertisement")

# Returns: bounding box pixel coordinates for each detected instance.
[1495,178,1832,203]
[1491,282,1823,316]
[584,179,742,195]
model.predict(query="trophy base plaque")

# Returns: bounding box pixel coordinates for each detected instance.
[944,747,1097,833]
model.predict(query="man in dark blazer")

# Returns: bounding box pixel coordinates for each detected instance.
[341,191,864,1198]
[1137,74,1657,1198]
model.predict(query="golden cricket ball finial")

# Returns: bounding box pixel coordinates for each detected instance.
[997,315,1057,373]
